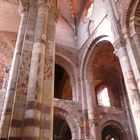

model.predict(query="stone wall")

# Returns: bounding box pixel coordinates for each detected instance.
[54,99,82,139]
[0,0,139,139]
[96,106,131,140]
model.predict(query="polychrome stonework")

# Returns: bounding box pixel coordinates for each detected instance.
[0,0,140,140]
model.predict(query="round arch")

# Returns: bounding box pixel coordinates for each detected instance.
[121,0,135,31]
[54,107,81,140]
[80,35,109,75]
[121,0,139,32]
[100,120,127,140]
[127,0,140,55]
[54,64,72,100]
[121,0,140,100]
[77,38,122,140]
[121,0,140,46]
[81,39,123,107]
[55,54,77,101]
[53,115,72,140]
[79,36,109,83]
[79,38,129,138]
[82,40,116,80]
[55,54,75,82]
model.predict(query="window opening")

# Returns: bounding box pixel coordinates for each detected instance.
[97,87,110,107]
[87,3,93,19]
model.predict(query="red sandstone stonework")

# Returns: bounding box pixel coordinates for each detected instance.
[0,0,139,140]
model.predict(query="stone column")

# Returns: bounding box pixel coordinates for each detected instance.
[40,1,57,139]
[71,78,77,102]
[21,0,56,139]
[78,70,97,139]
[0,1,30,139]
[115,44,140,140]
[22,0,51,139]
[76,75,87,139]
[124,36,140,91]
[84,78,97,140]
[0,0,56,139]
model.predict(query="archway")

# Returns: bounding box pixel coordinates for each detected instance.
[94,42,122,107]
[102,125,122,140]
[80,39,129,139]
[54,64,72,100]
[90,41,124,108]
[54,107,81,139]
[53,116,72,140]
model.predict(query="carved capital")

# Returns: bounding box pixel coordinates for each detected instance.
[38,0,52,9]
[49,0,58,21]
[113,36,126,50]
[19,0,30,15]
[53,4,58,21]
[114,47,127,59]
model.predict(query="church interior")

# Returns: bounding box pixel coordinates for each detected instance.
[0,0,140,140]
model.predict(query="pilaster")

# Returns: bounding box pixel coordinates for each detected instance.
[0,0,31,138]
[40,1,57,139]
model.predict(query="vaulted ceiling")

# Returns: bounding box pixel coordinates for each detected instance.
[57,0,87,26]
[2,0,88,25]
[0,0,92,41]
[56,0,93,48]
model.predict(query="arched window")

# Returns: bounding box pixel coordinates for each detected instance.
[87,3,93,19]
[92,42,124,108]
[54,64,72,100]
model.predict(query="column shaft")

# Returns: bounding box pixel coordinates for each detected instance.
[0,1,29,138]
[84,78,97,140]
[40,1,56,139]
[116,46,140,139]
[8,0,38,138]
[22,2,49,139]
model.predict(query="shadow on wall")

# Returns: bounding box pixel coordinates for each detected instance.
[53,115,72,140]
[54,64,72,100]
[102,125,123,140]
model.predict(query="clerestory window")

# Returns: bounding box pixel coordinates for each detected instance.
[97,86,110,107]
[86,3,93,19]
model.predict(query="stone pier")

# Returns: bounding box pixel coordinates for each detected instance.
[0,0,56,139]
